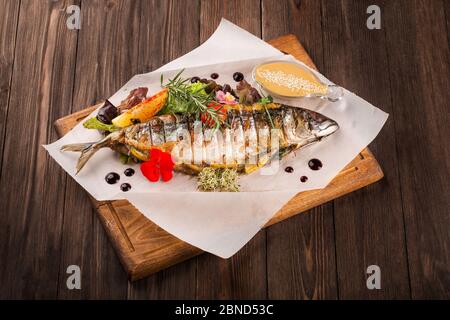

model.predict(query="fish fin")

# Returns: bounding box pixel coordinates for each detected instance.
[60,142,95,152]
[74,144,99,174]
[61,133,116,174]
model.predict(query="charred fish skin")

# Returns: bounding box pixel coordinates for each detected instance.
[289,107,338,146]
[281,107,298,143]
[282,107,317,147]
[149,117,165,147]
[173,114,193,164]
[241,110,258,165]
[229,109,246,165]
[124,122,152,151]
[267,108,289,149]
[160,114,178,143]
[221,110,234,166]
[253,111,270,156]
[305,109,339,138]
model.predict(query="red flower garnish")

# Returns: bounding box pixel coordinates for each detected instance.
[161,170,173,182]
[140,148,175,183]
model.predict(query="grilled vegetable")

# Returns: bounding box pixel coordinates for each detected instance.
[111,89,168,128]
[96,100,118,124]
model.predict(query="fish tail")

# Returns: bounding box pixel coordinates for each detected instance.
[61,134,115,174]
[60,142,95,152]
[74,144,99,174]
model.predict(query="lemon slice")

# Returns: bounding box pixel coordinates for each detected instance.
[112,89,168,128]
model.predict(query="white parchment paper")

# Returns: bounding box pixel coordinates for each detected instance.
[44,19,388,258]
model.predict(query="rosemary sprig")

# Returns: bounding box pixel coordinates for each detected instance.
[263,104,275,129]
[259,95,275,129]
[161,70,224,130]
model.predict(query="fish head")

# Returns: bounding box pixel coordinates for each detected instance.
[306,110,339,138]
[282,106,339,146]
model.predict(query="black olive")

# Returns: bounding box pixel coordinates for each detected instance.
[200,78,209,84]
[97,100,118,124]
[210,73,219,79]
[233,72,244,82]
[190,76,200,83]
[204,80,217,94]
[285,166,294,173]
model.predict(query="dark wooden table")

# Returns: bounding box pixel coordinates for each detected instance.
[0,0,448,300]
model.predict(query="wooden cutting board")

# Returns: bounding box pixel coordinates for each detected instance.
[54,35,384,281]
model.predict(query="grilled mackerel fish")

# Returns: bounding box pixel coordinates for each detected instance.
[61,103,339,174]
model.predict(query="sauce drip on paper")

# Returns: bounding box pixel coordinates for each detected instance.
[284,166,294,173]
[308,159,323,171]
[255,62,327,97]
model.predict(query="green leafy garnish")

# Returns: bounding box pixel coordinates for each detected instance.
[198,167,239,192]
[119,153,131,164]
[259,95,275,129]
[83,117,119,132]
[159,70,224,130]
[259,95,273,105]
[189,82,207,95]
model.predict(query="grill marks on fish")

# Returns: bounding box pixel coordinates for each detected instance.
[269,108,289,149]
[62,103,339,174]
[161,114,178,143]
[283,108,316,146]
[254,112,271,167]
[242,110,258,165]
[149,117,165,146]
[174,115,193,164]
[229,110,246,165]
[124,104,337,168]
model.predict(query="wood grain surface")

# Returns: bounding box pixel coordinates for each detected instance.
[262,0,338,299]
[321,0,411,299]
[0,0,449,299]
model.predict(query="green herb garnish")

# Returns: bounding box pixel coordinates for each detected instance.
[198,167,239,192]
[119,153,131,164]
[160,70,224,130]
[259,95,275,129]
[83,117,119,132]
[259,95,273,105]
